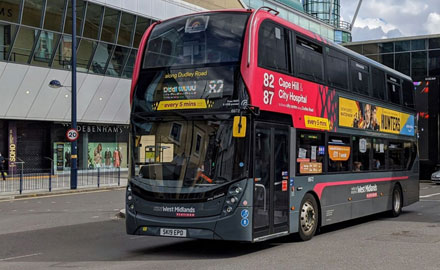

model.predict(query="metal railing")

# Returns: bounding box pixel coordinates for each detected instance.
[0,167,125,195]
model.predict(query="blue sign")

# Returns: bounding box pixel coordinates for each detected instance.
[241,209,249,218]
[241,218,249,227]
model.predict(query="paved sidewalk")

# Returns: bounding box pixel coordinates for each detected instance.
[0,179,128,201]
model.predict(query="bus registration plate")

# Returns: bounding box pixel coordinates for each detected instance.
[160,228,187,237]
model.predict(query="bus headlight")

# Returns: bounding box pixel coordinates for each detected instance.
[222,180,247,216]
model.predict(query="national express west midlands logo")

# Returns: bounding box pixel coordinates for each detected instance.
[153,206,196,217]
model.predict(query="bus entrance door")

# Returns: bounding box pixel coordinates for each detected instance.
[253,123,290,240]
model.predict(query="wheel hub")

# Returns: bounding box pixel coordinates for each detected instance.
[301,201,316,233]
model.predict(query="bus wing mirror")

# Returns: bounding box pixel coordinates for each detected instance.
[233,116,247,138]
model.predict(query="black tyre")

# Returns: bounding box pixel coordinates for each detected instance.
[298,193,319,241]
[390,185,403,217]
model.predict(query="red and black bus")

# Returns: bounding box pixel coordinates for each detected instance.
[126,8,418,242]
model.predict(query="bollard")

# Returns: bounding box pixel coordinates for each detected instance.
[97,167,100,188]
[49,171,52,192]
[19,169,23,194]
[118,167,120,186]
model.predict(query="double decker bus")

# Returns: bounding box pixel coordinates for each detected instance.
[126,8,418,242]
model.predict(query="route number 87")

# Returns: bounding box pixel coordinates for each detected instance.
[263,90,274,105]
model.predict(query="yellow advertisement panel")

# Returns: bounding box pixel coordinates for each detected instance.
[157,99,207,110]
[338,97,415,136]
[304,115,330,130]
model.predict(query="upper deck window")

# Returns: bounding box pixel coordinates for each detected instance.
[258,21,290,73]
[326,48,348,90]
[350,60,370,96]
[143,12,249,69]
[387,75,401,105]
[296,36,324,82]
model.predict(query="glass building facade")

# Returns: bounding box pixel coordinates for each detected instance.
[303,0,340,28]
[241,0,351,43]
[0,0,156,79]
[343,35,440,81]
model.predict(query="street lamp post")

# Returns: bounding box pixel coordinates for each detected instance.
[48,0,78,189]
[71,0,78,190]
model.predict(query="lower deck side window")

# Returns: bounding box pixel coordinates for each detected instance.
[296,132,325,175]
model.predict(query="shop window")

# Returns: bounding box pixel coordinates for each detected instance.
[395,53,410,76]
[296,36,324,82]
[388,142,404,170]
[429,37,440,49]
[121,49,136,78]
[429,50,440,77]
[43,0,66,32]
[77,39,97,72]
[51,35,72,70]
[402,80,414,108]
[372,68,385,100]
[89,42,113,74]
[372,139,386,170]
[134,17,152,48]
[31,31,60,67]
[350,60,370,96]
[64,0,85,36]
[118,12,135,47]
[258,21,290,73]
[296,132,325,175]
[9,26,37,64]
[101,7,120,43]
[0,24,18,61]
[106,46,130,76]
[395,41,410,52]
[411,39,425,50]
[379,42,394,53]
[326,48,348,89]
[328,135,351,172]
[22,0,44,28]
[411,51,427,81]
[83,2,103,40]
[380,54,394,69]
[352,137,371,172]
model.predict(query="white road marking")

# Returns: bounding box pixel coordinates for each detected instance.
[420,192,440,198]
[0,253,42,261]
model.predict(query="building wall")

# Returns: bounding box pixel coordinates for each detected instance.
[343,35,440,82]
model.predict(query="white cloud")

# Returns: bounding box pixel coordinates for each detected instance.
[341,0,440,41]
[354,17,399,34]
[424,12,440,34]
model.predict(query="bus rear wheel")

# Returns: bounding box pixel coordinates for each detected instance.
[298,193,319,241]
[390,185,403,217]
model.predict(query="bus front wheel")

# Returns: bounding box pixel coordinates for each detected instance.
[390,185,403,217]
[298,193,319,241]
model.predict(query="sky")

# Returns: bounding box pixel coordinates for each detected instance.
[340,0,440,42]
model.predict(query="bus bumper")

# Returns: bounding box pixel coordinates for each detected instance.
[125,205,253,242]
